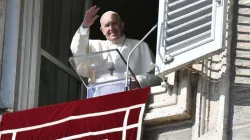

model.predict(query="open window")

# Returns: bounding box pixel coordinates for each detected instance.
[155,0,227,76]
[9,0,228,126]
[144,0,228,125]
[91,0,159,55]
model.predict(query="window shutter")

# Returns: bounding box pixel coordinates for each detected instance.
[155,0,227,76]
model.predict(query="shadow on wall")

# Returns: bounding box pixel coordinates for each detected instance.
[231,3,250,106]
[228,2,250,140]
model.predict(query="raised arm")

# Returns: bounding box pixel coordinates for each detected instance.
[70,5,100,56]
[70,6,100,83]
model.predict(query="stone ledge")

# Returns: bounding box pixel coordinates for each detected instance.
[144,70,192,126]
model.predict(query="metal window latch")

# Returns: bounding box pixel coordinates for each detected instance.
[163,52,174,64]
[161,80,173,88]
[160,76,173,88]
[216,0,222,6]
[150,62,160,73]
[150,63,173,88]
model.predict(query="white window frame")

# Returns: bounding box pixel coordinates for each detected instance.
[15,0,43,110]
[13,0,92,110]
[155,0,228,76]
[144,0,228,125]
[0,0,22,109]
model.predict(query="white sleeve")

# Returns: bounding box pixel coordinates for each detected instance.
[136,73,161,88]
[139,42,155,73]
[70,26,90,56]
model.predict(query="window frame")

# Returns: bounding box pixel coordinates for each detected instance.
[14,0,93,110]
[155,0,228,77]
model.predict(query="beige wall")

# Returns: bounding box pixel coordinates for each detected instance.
[230,0,250,139]
[143,0,234,139]
[143,0,250,139]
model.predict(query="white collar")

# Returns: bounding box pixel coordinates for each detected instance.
[107,35,126,45]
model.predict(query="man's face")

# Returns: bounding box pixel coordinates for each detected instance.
[100,13,124,41]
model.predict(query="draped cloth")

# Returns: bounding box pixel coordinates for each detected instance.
[0,87,150,140]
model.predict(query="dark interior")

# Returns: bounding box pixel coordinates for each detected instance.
[39,0,159,106]
[91,0,159,54]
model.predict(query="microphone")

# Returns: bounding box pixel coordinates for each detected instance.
[125,24,158,91]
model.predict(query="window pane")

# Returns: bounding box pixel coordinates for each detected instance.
[41,0,85,65]
[39,56,84,106]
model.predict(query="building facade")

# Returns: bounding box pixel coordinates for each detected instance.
[0,0,250,139]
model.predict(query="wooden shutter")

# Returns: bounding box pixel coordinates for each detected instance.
[155,0,227,76]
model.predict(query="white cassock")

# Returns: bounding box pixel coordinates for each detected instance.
[70,26,161,97]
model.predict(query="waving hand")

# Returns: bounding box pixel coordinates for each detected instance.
[82,5,100,27]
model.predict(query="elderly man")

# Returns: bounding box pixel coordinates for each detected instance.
[70,6,161,95]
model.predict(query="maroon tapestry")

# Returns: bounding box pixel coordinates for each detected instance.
[0,87,150,140]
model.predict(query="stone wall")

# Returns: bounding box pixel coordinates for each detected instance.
[229,0,250,139]
[143,0,234,139]
[144,121,192,140]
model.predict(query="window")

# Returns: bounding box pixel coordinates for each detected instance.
[155,0,227,76]
[38,0,88,106]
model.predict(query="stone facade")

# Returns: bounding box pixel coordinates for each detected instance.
[229,0,250,139]
[144,0,233,139]
[143,0,250,139]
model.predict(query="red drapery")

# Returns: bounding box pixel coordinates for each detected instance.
[0,87,150,140]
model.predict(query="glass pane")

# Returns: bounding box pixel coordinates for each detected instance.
[41,0,85,65]
[69,49,136,85]
[69,49,138,98]
[39,56,84,106]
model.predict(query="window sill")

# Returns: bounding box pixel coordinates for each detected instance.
[144,70,193,125]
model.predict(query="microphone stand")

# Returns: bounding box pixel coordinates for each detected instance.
[125,24,158,91]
